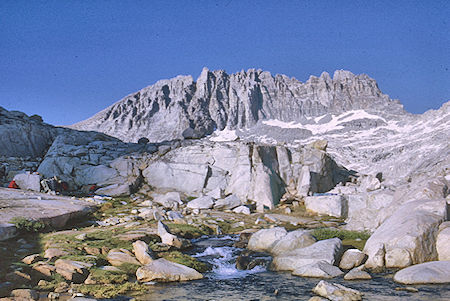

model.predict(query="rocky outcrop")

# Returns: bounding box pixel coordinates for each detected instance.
[143,141,348,210]
[0,188,95,241]
[37,131,151,192]
[0,107,59,158]
[364,199,448,270]
[71,68,403,143]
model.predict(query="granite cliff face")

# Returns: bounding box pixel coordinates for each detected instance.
[70,68,405,143]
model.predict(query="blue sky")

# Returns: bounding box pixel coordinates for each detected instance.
[1,0,449,125]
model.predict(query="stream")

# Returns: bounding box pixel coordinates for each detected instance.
[138,235,450,301]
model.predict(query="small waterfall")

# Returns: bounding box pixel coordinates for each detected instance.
[192,236,266,280]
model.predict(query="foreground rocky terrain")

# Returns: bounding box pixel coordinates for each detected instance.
[0,68,449,300]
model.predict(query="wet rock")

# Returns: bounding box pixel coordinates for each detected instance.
[10,289,39,300]
[55,259,92,283]
[132,240,154,265]
[344,265,372,280]
[395,287,419,293]
[247,227,287,252]
[236,250,270,270]
[272,238,343,271]
[339,249,367,270]
[312,280,363,301]
[292,261,344,278]
[106,249,140,266]
[393,261,450,284]
[270,229,316,255]
[186,196,215,209]
[5,271,31,284]
[48,292,60,300]
[136,258,203,282]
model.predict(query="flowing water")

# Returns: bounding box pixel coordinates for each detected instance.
[139,235,450,301]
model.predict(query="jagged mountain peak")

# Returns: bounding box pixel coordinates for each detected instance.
[70,68,404,143]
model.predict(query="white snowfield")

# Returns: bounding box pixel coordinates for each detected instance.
[262,110,387,135]
[254,103,450,186]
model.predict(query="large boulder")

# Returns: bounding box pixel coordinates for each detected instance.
[364,199,448,270]
[436,222,450,261]
[305,194,347,218]
[247,227,287,252]
[13,173,41,192]
[393,261,450,284]
[214,194,242,210]
[269,229,316,255]
[187,196,215,209]
[0,106,58,158]
[136,258,203,282]
[272,238,343,271]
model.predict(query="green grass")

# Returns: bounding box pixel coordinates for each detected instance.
[10,217,46,233]
[118,263,141,275]
[166,223,212,239]
[88,268,129,284]
[311,228,371,250]
[159,251,209,273]
[73,282,148,298]
[311,228,370,241]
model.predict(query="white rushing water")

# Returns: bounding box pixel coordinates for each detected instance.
[193,241,266,280]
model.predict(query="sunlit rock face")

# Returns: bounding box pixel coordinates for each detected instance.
[70,68,404,143]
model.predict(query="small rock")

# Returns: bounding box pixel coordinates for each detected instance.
[55,259,92,283]
[33,261,56,277]
[339,249,367,270]
[136,258,203,282]
[54,282,70,293]
[312,280,362,301]
[395,287,419,293]
[133,240,155,265]
[10,289,39,300]
[84,246,101,255]
[107,249,140,266]
[44,248,68,260]
[214,195,242,210]
[344,265,372,280]
[75,233,87,241]
[22,254,42,265]
[292,261,344,278]
[233,205,251,215]
[48,292,61,300]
